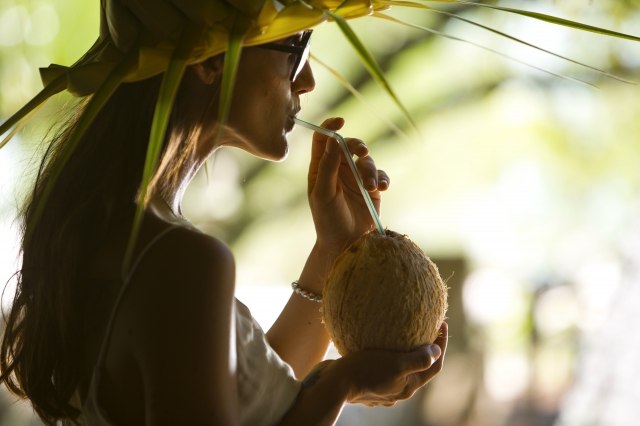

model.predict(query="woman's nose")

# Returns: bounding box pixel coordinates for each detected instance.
[293,61,315,95]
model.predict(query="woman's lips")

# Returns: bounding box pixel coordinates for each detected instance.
[285,110,300,132]
[285,115,296,132]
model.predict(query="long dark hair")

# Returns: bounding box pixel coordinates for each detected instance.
[0,61,220,424]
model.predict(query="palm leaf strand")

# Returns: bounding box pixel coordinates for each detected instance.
[25,44,140,245]
[0,73,66,143]
[122,24,203,276]
[310,53,410,142]
[325,10,421,136]
[428,0,640,42]
[215,14,252,144]
[0,102,46,150]
[381,0,635,84]
[375,13,597,88]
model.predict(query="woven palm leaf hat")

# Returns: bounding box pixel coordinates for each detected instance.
[1,0,639,270]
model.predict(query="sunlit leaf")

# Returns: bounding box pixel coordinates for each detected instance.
[310,53,410,142]
[381,0,635,84]
[375,13,597,88]
[0,102,46,150]
[324,10,421,137]
[25,44,140,245]
[0,73,66,145]
[215,13,252,144]
[122,24,203,276]
[422,0,640,42]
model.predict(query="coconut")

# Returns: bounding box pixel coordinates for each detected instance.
[322,229,448,356]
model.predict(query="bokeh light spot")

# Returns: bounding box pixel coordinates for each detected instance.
[25,4,59,46]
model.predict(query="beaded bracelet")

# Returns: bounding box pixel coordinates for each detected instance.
[291,281,323,302]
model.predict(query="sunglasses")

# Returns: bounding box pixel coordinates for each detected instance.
[257,30,313,82]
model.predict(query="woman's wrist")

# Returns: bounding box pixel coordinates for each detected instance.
[297,243,340,294]
[303,360,351,400]
[314,238,349,261]
[279,360,351,425]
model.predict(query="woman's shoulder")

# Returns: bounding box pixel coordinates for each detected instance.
[121,216,237,349]
[160,222,233,265]
[110,212,237,332]
[112,218,240,424]
[132,216,235,295]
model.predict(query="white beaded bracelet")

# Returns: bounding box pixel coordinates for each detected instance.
[291,281,323,302]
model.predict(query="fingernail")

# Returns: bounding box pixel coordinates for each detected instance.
[366,177,376,189]
[427,345,441,361]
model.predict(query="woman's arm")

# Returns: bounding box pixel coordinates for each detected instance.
[267,116,390,378]
[278,323,448,426]
[266,244,337,378]
[127,229,240,426]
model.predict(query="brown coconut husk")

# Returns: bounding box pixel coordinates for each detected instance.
[322,229,448,356]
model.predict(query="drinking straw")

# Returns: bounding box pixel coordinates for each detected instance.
[294,117,385,235]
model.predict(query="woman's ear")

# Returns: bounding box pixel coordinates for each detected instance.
[191,56,223,85]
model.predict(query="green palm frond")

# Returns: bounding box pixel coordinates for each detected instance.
[0,102,46,150]
[375,13,596,88]
[0,73,66,145]
[215,13,252,144]
[427,0,640,42]
[381,0,635,84]
[310,53,410,142]
[324,10,421,137]
[122,24,203,276]
[24,44,140,245]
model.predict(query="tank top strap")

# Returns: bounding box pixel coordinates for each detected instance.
[96,224,183,368]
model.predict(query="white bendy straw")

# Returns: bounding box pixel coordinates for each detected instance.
[294,117,385,236]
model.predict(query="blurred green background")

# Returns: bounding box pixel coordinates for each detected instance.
[1,0,640,425]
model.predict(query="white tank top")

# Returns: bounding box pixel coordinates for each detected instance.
[66,225,300,425]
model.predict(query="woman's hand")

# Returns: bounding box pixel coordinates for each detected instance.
[304,322,448,409]
[278,323,448,425]
[307,117,390,254]
[343,322,448,407]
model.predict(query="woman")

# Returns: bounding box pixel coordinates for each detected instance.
[0,26,448,426]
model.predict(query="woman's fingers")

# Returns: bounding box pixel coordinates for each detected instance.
[308,118,345,196]
[311,123,389,194]
[354,155,378,192]
[426,322,449,373]
[313,137,342,200]
[311,117,345,162]
[400,344,441,376]
[342,139,389,193]
[344,324,449,407]
[343,139,375,190]
[407,322,449,389]
[378,170,390,191]
[344,138,369,158]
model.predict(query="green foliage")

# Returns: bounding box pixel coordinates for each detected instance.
[123,24,203,275]
[325,10,421,135]
[453,0,640,42]
[25,45,138,244]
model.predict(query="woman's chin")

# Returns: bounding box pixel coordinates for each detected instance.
[268,145,289,162]
[252,140,289,162]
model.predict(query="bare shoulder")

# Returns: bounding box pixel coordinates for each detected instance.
[130,224,234,290]
[116,221,237,349]
[119,224,240,424]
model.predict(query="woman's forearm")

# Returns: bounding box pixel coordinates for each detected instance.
[278,361,348,426]
[266,243,340,378]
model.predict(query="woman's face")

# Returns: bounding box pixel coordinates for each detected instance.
[219,34,316,161]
